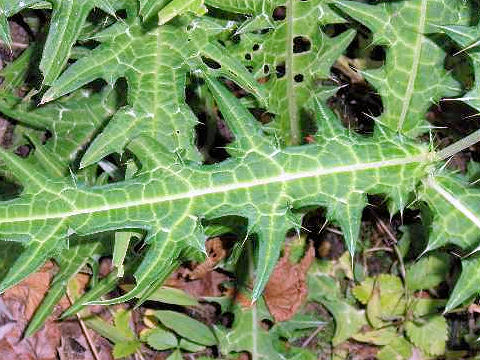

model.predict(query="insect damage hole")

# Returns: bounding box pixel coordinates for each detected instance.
[272,6,286,21]
[201,56,221,69]
[276,63,286,78]
[293,36,311,53]
[294,74,304,83]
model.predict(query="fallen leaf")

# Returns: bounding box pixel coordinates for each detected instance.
[264,242,315,322]
[164,238,231,299]
[189,237,228,280]
[0,262,62,360]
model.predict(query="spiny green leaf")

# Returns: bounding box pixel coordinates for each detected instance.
[43,18,265,167]
[420,174,480,253]
[335,0,471,137]
[0,87,120,168]
[441,24,480,112]
[445,256,480,312]
[208,0,355,144]
[0,0,118,85]
[0,100,434,302]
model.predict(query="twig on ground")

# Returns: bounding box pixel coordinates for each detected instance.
[0,40,29,49]
[65,290,101,360]
[301,324,325,348]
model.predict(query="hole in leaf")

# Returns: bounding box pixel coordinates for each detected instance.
[0,177,23,201]
[294,74,304,83]
[231,34,241,44]
[245,53,252,61]
[115,9,127,19]
[272,6,286,21]
[15,144,32,158]
[250,109,275,124]
[370,45,386,62]
[201,57,222,69]
[328,77,382,135]
[293,36,311,53]
[276,63,286,78]
[261,319,274,330]
[258,75,271,84]
[252,44,260,51]
[188,77,231,164]
[220,312,234,328]
[320,23,348,38]
[263,64,270,74]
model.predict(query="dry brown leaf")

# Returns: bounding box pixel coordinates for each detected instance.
[468,303,480,314]
[165,237,231,298]
[0,262,62,360]
[264,243,315,322]
[189,237,228,280]
[337,340,379,360]
[165,267,229,298]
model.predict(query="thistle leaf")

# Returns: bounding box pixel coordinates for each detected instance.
[445,256,480,312]
[335,0,471,136]
[208,0,355,144]
[0,91,442,300]
[43,19,265,166]
[420,174,480,253]
[0,0,117,85]
[25,237,110,336]
[441,24,480,112]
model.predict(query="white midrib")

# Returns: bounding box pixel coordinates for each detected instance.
[426,177,480,229]
[3,153,430,223]
[397,0,427,132]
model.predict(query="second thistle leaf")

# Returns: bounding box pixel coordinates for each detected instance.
[335,0,471,137]
[43,18,265,167]
[208,0,355,145]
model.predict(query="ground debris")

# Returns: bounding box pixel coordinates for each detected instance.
[264,242,315,322]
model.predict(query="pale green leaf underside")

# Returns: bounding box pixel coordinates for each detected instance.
[0,0,118,85]
[43,19,266,167]
[208,0,354,144]
[335,0,471,137]
[0,92,434,303]
[442,24,480,112]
